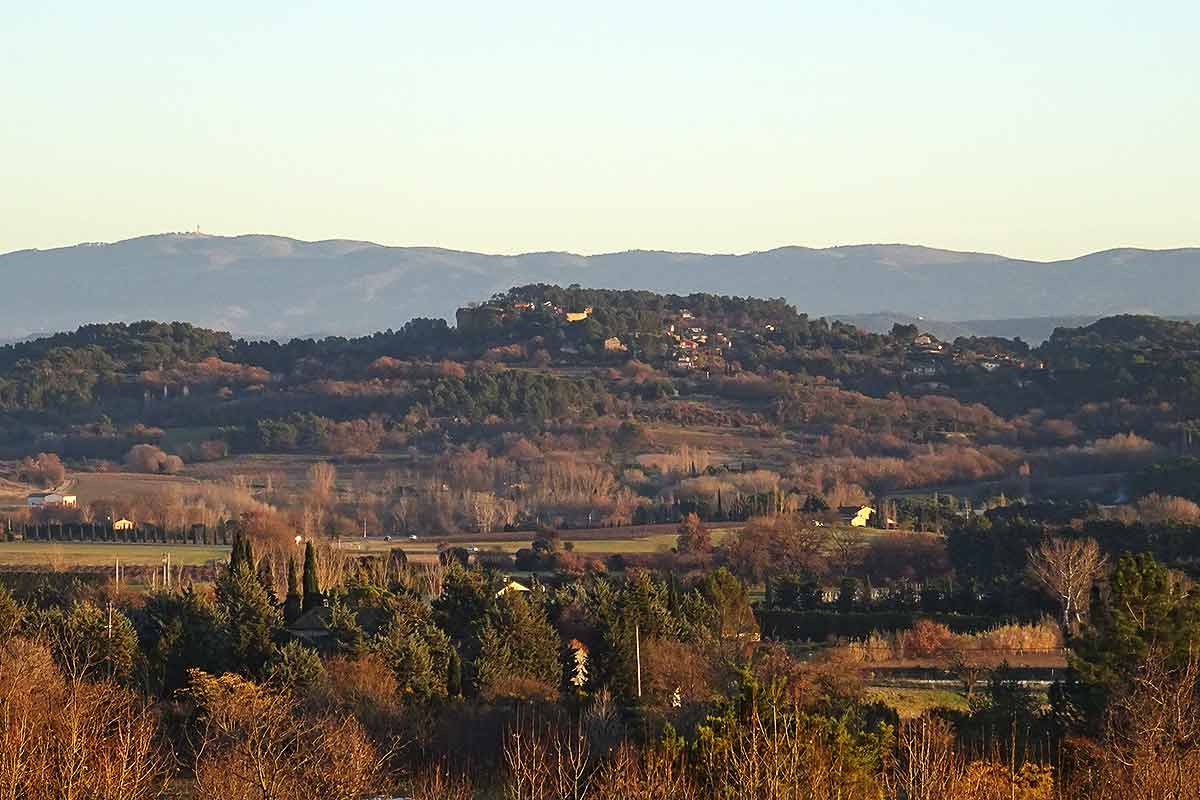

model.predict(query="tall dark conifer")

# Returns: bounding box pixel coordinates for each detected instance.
[256,552,276,604]
[229,531,248,574]
[284,555,302,624]
[302,541,321,612]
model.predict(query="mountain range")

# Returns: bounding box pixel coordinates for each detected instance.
[2,233,1197,341]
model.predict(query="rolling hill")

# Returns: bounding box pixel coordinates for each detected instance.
[2,233,1197,339]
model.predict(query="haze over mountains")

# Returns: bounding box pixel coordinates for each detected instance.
[3,233,1198,342]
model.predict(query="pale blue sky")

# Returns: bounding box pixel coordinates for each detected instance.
[3,1,1197,259]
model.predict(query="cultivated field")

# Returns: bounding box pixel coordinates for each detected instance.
[70,471,201,504]
[186,452,416,493]
[333,522,744,560]
[0,476,37,513]
[0,541,229,568]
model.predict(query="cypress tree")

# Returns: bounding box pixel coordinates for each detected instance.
[228,531,244,573]
[283,556,302,624]
[256,552,276,604]
[302,541,321,612]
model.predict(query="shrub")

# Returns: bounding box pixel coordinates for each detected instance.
[900,619,953,658]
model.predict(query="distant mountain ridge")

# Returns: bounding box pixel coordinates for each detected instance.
[2,232,1197,339]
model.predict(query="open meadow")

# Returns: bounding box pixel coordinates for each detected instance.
[0,541,229,569]
[70,471,202,504]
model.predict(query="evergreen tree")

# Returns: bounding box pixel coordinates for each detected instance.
[265,640,325,694]
[475,591,561,698]
[432,563,495,678]
[228,531,246,573]
[134,586,228,694]
[216,560,283,677]
[446,647,463,698]
[283,555,303,624]
[1070,552,1200,727]
[372,596,454,698]
[325,600,367,657]
[31,600,138,683]
[302,541,321,612]
[256,552,276,605]
[700,567,759,642]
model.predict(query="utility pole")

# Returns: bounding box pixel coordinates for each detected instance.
[635,622,642,699]
[106,600,113,679]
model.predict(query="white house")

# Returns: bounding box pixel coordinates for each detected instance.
[838,505,896,528]
[26,492,77,509]
[496,580,532,598]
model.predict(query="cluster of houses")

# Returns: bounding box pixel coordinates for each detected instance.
[459,297,739,369]
[664,309,732,371]
[903,332,1044,391]
[25,491,77,509]
[24,491,136,530]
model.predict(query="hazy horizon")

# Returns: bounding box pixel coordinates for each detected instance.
[5,2,1199,260]
[4,229,1198,263]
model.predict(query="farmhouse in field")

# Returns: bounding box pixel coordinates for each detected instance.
[26,491,77,509]
[839,505,876,527]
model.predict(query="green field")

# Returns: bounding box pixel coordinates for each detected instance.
[0,542,229,568]
[865,686,970,718]
[338,526,741,559]
[0,525,723,570]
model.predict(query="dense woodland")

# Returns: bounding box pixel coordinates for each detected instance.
[5,286,1200,796]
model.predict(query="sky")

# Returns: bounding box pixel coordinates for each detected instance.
[2,1,1198,261]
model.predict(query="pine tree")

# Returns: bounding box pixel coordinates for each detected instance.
[283,555,302,624]
[137,586,228,694]
[475,592,561,698]
[302,541,321,612]
[326,600,367,657]
[216,561,283,677]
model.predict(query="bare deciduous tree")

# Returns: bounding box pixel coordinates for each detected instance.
[1070,647,1200,800]
[1027,537,1106,631]
[503,717,591,800]
[887,716,964,800]
[0,639,171,800]
[188,669,384,800]
[307,462,337,506]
